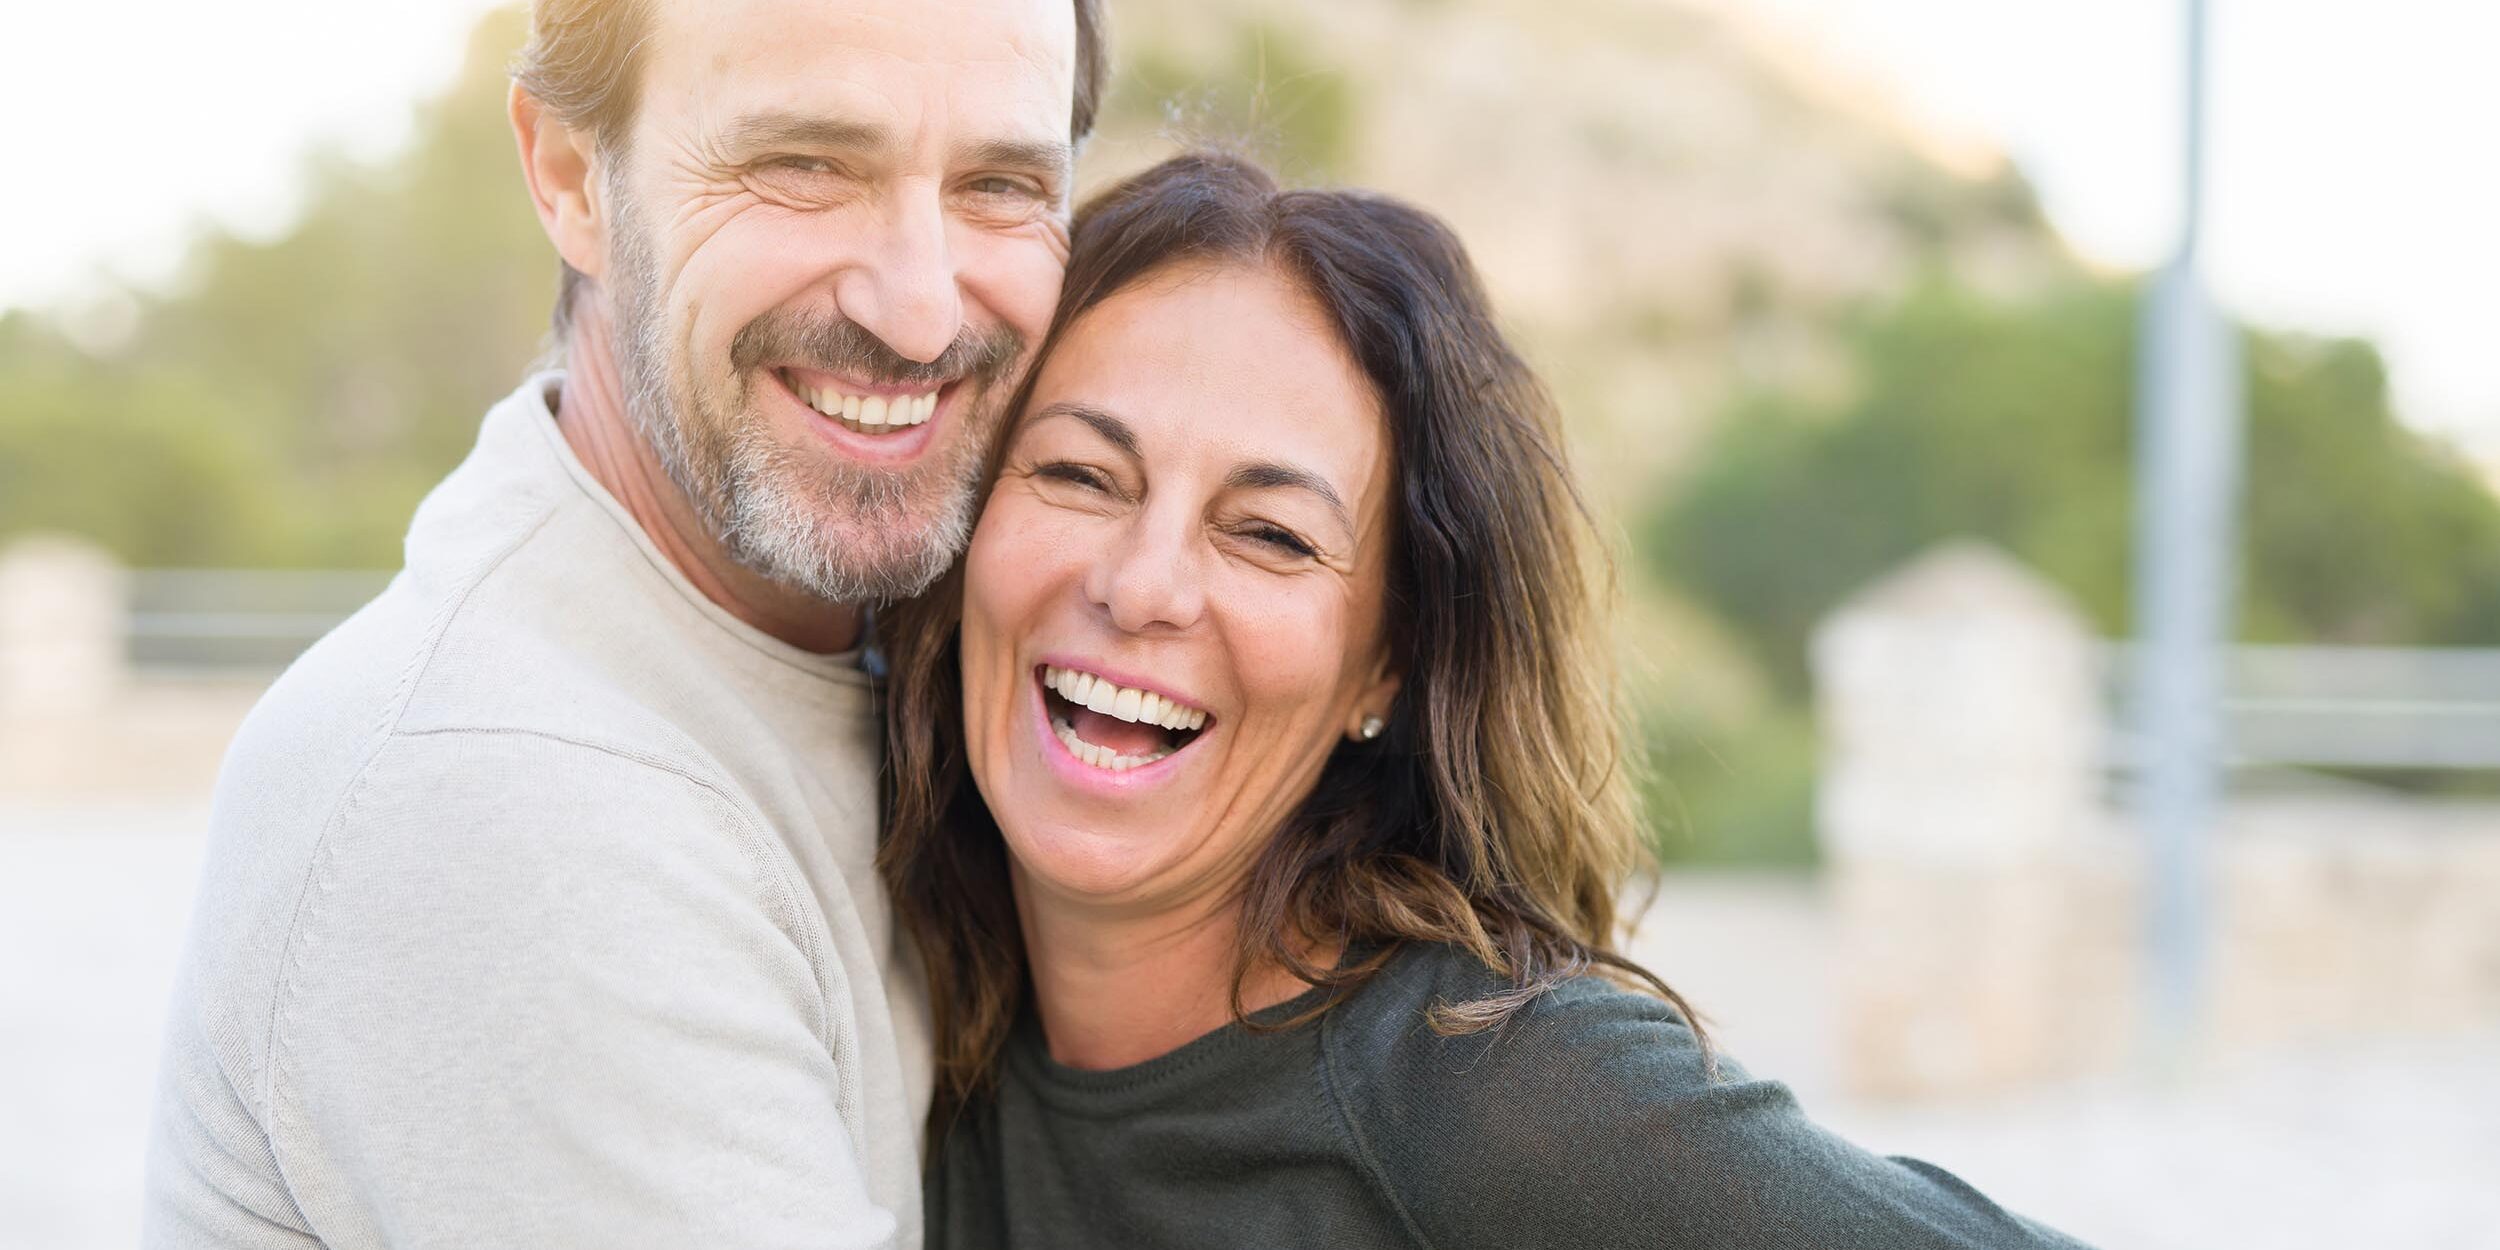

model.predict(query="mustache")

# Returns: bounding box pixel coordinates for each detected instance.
[729,307,1022,390]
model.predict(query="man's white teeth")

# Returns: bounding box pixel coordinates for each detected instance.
[793,378,939,433]
[1043,665,1207,731]
[1050,715,1171,772]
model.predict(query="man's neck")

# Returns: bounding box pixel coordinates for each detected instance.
[552,301,862,655]
[1015,873,1332,1071]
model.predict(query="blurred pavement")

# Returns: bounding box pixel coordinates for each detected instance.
[4,815,2494,1248]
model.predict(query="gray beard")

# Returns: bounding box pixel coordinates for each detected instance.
[602,192,1005,606]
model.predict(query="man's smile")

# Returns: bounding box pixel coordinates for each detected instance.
[776,364,946,435]
[760,364,965,467]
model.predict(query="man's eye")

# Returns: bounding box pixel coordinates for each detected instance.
[745,156,853,204]
[965,177,1049,215]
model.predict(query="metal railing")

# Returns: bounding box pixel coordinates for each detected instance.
[2103,642,2500,774]
[124,569,397,675]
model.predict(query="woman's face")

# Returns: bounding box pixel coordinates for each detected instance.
[958,260,1400,917]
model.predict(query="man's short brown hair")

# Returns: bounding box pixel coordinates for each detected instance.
[513,0,1109,339]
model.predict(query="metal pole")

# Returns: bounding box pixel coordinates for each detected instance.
[2131,0,2242,1070]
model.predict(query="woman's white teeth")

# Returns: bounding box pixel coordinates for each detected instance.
[1043,665,1207,732]
[793,378,939,433]
[1050,715,1170,772]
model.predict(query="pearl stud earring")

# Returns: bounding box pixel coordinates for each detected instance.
[1359,716,1385,741]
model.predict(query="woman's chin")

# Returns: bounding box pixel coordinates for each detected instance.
[1002,817,1182,909]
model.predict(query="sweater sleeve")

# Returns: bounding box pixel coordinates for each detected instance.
[254,727,899,1249]
[1326,952,2092,1250]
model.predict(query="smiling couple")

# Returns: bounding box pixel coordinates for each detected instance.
[142,2,2089,1248]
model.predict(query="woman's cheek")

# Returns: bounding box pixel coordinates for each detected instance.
[966,496,1055,608]
[1226,576,1348,716]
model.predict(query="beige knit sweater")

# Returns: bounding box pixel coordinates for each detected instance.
[144,374,930,1249]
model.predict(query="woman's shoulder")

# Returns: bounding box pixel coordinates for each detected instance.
[1324,940,1719,1103]
[1317,942,1737,1190]
[1317,942,2092,1250]
[1314,943,1746,1244]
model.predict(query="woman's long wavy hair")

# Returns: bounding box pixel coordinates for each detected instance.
[878,150,1704,1118]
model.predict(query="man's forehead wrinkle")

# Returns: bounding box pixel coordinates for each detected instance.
[645,0,1072,104]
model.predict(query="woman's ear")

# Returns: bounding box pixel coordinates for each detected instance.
[1345,658,1402,743]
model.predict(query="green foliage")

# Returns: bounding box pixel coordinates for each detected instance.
[1647,279,2500,694]
[0,315,289,564]
[1642,705,1820,867]
[2239,337,2500,644]
[0,8,552,568]
[1104,21,1360,183]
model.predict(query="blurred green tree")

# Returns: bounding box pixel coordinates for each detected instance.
[1099,20,1359,183]
[0,7,551,568]
[1647,279,2500,696]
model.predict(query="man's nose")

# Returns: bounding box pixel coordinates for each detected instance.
[831,180,963,365]
[1087,511,1207,636]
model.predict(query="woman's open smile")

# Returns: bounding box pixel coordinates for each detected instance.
[1031,658,1216,785]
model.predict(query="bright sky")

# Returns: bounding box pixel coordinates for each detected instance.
[4,0,2495,459]
[1734,0,2500,463]
[0,0,514,303]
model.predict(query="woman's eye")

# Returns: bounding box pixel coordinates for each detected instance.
[1036,462,1110,492]
[1245,525,1318,558]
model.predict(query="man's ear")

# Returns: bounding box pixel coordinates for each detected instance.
[510,85,609,282]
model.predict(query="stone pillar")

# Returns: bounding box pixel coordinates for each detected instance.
[1810,540,2124,1098]
[0,535,128,718]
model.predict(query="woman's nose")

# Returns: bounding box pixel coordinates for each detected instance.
[1085,511,1206,635]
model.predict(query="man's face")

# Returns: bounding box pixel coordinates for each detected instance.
[601,0,1077,603]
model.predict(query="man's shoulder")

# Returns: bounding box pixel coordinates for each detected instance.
[226,369,713,763]
[232,655,774,920]
[221,509,725,819]
[196,503,781,1017]
[211,652,784,957]
[325,725,782,912]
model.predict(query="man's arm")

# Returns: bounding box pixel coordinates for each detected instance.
[259,727,896,1248]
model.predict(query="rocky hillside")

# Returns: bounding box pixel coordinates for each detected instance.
[1084,0,2075,508]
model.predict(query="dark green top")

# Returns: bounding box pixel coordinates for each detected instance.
[926,942,2093,1250]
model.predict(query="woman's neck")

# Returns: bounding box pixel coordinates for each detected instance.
[1016,877,1330,1071]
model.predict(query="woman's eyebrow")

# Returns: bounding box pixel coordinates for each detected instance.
[1029,402,1349,528]
[1031,401,1140,459]
[1226,461,1349,530]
